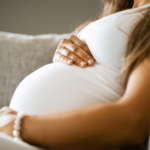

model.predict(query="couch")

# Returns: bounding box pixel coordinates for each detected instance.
[0,31,149,150]
[0,31,71,109]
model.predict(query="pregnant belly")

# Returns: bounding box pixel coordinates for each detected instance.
[10,62,124,115]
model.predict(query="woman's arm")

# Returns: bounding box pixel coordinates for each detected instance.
[20,55,150,150]
[21,103,139,150]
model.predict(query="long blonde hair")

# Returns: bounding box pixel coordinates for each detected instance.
[74,0,150,88]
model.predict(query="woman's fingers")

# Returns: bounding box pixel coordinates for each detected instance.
[54,51,87,68]
[64,42,94,66]
[0,107,17,116]
[67,35,93,57]
[53,35,95,67]
[59,48,88,68]
[53,52,73,65]
[0,107,17,137]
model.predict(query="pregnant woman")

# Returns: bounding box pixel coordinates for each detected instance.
[0,0,150,150]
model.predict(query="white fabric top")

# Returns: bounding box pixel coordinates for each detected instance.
[77,4,149,71]
[10,4,150,116]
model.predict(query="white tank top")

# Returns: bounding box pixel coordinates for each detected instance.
[10,4,150,115]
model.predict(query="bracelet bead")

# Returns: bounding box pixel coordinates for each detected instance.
[13,130,20,137]
[13,111,27,141]
[14,124,21,131]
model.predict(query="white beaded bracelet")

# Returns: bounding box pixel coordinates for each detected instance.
[13,111,27,141]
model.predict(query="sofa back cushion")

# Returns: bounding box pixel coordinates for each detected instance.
[0,32,70,108]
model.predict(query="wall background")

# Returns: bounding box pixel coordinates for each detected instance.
[0,0,103,35]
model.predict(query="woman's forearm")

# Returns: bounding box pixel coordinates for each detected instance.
[21,102,145,150]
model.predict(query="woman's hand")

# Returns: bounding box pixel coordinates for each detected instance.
[0,107,17,137]
[53,35,95,68]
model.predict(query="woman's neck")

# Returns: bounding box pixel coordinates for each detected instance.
[133,0,150,8]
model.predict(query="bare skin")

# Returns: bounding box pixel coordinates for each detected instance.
[53,0,150,69]
[53,34,95,68]
[0,0,150,150]
[133,0,150,8]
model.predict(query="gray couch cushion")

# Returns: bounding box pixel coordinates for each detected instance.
[0,31,70,108]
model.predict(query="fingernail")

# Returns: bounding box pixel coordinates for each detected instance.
[88,59,94,65]
[81,62,86,66]
[68,60,72,64]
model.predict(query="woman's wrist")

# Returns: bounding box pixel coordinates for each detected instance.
[21,115,36,143]
[21,114,47,146]
[20,113,73,148]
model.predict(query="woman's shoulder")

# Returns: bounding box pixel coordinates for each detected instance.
[113,11,143,36]
[114,3,150,17]
[108,4,150,25]
[107,5,149,36]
